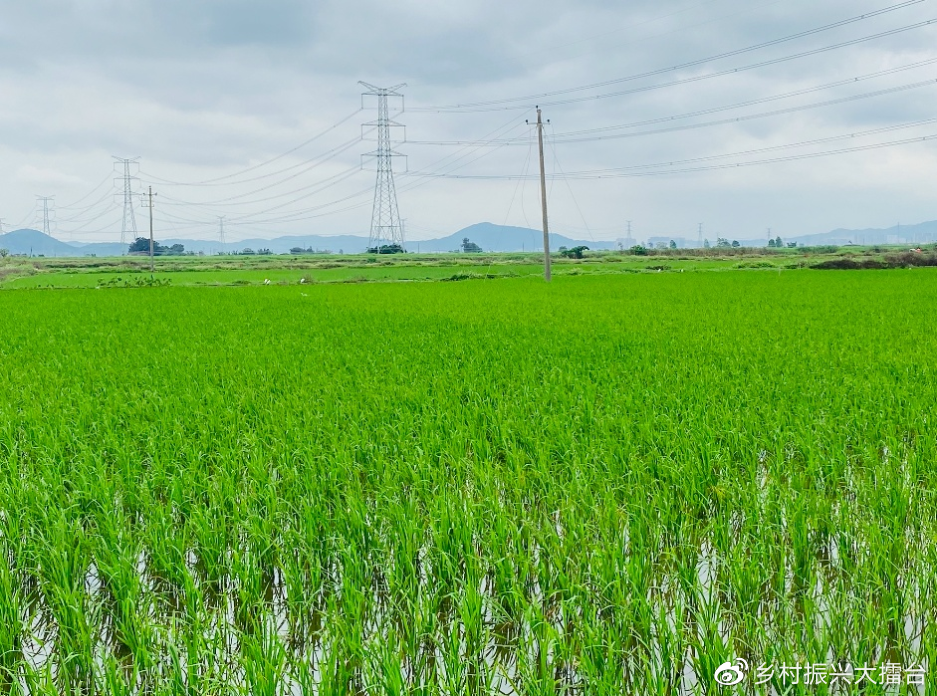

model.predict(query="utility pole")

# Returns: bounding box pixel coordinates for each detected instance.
[141,186,156,272]
[360,82,407,252]
[113,157,139,246]
[535,107,551,281]
[37,196,54,236]
[698,223,703,248]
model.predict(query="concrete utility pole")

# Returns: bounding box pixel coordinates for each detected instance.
[141,186,156,272]
[535,107,551,282]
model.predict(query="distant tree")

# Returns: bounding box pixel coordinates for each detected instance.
[767,238,776,248]
[257,248,273,255]
[366,243,405,254]
[630,245,648,256]
[241,248,255,255]
[560,245,589,259]
[128,237,180,255]
[716,238,732,248]
[289,247,305,254]
[128,237,151,253]
[0,248,8,258]
[731,240,740,248]
[669,240,677,249]
[703,239,711,249]
[461,237,483,253]
[775,236,783,248]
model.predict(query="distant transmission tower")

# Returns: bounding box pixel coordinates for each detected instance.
[360,82,406,251]
[218,216,226,252]
[36,196,54,236]
[114,157,140,245]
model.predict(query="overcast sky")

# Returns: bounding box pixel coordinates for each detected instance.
[2,0,937,244]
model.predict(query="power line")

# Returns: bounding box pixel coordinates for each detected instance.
[141,134,369,207]
[548,124,594,245]
[405,117,937,180]
[410,57,937,146]
[407,71,937,148]
[412,16,937,116]
[561,132,937,179]
[142,108,364,187]
[57,173,114,210]
[545,78,937,146]
[55,188,118,223]
[414,0,924,111]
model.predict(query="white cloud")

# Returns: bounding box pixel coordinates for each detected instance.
[14,165,86,187]
[1,0,936,242]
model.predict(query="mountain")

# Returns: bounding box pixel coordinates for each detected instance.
[161,235,372,255]
[8,219,927,258]
[412,223,617,252]
[0,229,81,256]
[721,222,937,248]
[789,221,937,246]
[0,224,615,257]
[72,241,133,256]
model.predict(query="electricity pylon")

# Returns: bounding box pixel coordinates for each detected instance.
[360,82,406,252]
[36,197,54,236]
[113,157,140,245]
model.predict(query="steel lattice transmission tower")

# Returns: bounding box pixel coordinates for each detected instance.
[360,82,407,251]
[36,196,54,236]
[113,157,140,245]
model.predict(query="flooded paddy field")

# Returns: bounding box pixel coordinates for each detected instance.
[1,271,935,694]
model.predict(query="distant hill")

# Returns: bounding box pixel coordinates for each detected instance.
[411,222,616,252]
[729,222,937,247]
[6,219,929,258]
[164,234,373,255]
[0,223,615,257]
[790,221,937,246]
[0,229,81,257]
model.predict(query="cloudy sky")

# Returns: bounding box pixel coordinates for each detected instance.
[2,0,937,244]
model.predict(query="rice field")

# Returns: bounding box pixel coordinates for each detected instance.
[0,255,784,289]
[1,270,935,694]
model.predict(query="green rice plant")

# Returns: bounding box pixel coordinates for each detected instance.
[0,271,935,693]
